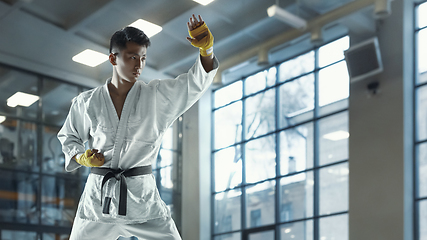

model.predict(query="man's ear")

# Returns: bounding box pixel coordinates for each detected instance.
[109,53,117,65]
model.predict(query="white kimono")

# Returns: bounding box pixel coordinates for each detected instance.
[57,56,219,224]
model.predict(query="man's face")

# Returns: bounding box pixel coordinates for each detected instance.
[112,41,147,83]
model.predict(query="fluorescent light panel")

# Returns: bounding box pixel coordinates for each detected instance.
[129,19,162,38]
[7,92,39,107]
[193,0,215,5]
[323,131,349,141]
[267,5,307,30]
[0,116,5,123]
[72,49,108,67]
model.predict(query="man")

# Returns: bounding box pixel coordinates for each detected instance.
[57,14,218,240]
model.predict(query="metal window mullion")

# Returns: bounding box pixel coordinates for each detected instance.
[241,79,247,237]
[414,4,420,240]
[275,63,282,240]
[211,91,216,239]
[37,76,44,230]
[313,48,320,240]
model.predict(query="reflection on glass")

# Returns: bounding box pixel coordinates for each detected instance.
[43,233,70,240]
[418,29,427,84]
[214,232,241,240]
[245,67,276,96]
[214,80,243,108]
[245,89,275,139]
[319,163,349,215]
[279,51,314,82]
[318,111,349,166]
[280,74,314,128]
[214,189,242,234]
[319,214,348,240]
[420,200,427,239]
[418,2,427,29]
[417,143,427,198]
[0,119,38,171]
[0,170,39,224]
[280,123,313,175]
[417,86,427,140]
[246,181,275,228]
[214,146,242,192]
[2,230,38,240]
[42,78,79,126]
[280,172,313,222]
[245,135,276,183]
[248,230,275,240]
[41,176,81,226]
[280,220,313,240]
[214,101,242,149]
[0,67,39,120]
[319,61,349,107]
[318,36,349,68]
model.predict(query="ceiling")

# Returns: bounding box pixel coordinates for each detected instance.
[0,0,382,88]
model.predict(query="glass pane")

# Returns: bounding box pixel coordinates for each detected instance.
[245,67,276,95]
[42,78,79,126]
[43,233,70,240]
[214,232,241,240]
[0,119,39,171]
[0,170,39,224]
[214,146,242,192]
[245,135,276,184]
[214,80,243,108]
[156,149,175,168]
[416,85,427,141]
[245,89,275,140]
[319,163,349,215]
[280,123,314,175]
[280,220,313,240]
[417,142,427,198]
[279,74,315,128]
[319,36,350,68]
[214,101,242,150]
[319,61,349,107]
[319,111,349,166]
[248,230,275,240]
[161,126,174,150]
[41,176,81,226]
[214,189,241,234]
[419,200,427,240]
[418,29,427,84]
[0,67,39,120]
[319,214,348,240]
[2,230,38,240]
[246,180,275,228]
[418,2,427,29]
[158,166,174,205]
[279,51,315,82]
[280,172,314,222]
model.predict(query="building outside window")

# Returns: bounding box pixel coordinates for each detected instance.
[212,36,350,240]
[415,1,427,240]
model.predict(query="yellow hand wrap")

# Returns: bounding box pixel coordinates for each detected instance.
[76,149,103,167]
[189,22,214,57]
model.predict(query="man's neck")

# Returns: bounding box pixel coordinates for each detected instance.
[109,75,135,98]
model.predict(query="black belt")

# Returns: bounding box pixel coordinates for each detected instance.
[90,166,152,216]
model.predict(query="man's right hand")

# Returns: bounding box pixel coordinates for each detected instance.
[75,149,104,167]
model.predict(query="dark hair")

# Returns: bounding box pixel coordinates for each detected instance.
[109,26,151,53]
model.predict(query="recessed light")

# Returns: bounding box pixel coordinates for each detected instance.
[323,130,349,141]
[129,19,162,38]
[7,92,40,107]
[192,0,215,5]
[0,116,5,123]
[72,49,108,67]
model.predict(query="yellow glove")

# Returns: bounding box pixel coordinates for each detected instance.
[188,22,214,57]
[75,149,104,167]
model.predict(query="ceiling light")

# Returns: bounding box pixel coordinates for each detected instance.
[192,0,215,6]
[0,116,5,124]
[267,5,307,30]
[7,92,40,107]
[72,49,108,67]
[129,19,162,38]
[323,131,349,141]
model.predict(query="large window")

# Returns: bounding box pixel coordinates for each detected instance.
[415,1,427,240]
[212,36,349,240]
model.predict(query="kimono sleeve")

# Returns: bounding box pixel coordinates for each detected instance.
[57,95,91,172]
[155,55,219,123]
